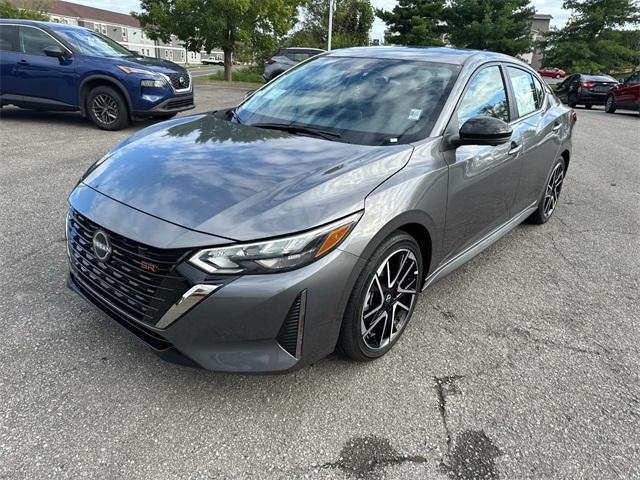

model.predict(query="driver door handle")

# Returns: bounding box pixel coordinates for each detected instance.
[18,59,29,65]
[552,122,562,133]
[508,142,522,156]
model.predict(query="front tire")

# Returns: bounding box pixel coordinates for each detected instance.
[339,232,423,361]
[527,157,566,225]
[605,94,617,113]
[86,86,129,131]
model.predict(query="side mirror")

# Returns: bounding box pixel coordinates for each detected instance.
[448,116,512,148]
[44,45,66,59]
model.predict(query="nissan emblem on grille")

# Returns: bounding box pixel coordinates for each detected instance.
[92,230,112,262]
[179,76,185,86]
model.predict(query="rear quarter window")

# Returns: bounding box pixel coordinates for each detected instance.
[0,25,20,52]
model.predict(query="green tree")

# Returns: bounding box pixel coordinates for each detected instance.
[286,0,374,49]
[445,0,535,56]
[0,0,49,20]
[375,0,446,46]
[134,0,301,81]
[542,0,640,73]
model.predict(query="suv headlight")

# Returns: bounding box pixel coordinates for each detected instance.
[141,79,166,88]
[117,65,158,76]
[189,212,362,274]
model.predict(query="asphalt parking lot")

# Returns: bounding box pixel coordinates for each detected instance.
[1,85,638,479]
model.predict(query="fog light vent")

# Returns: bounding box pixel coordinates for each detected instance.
[277,290,306,358]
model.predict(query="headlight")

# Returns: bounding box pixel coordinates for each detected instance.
[189,212,362,274]
[117,65,158,76]
[141,79,166,88]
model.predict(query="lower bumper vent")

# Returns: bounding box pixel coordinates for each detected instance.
[277,290,306,358]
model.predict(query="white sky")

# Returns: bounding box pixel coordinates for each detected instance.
[71,0,572,41]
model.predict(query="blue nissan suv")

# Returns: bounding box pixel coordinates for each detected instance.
[0,20,194,130]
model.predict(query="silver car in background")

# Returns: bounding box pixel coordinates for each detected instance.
[67,47,575,373]
[263,47,324,81]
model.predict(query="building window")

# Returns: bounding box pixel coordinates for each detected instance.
[122,27,127,39]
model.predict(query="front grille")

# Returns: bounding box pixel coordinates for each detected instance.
[166,71,190,90]
[67,209,191,328]
[164,97,194,110]
[277,291,306,357]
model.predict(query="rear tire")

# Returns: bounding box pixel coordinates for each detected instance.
[605,94,617,113]
[527,157,566,225]
[86,86,129,131]
[338,232,423,361]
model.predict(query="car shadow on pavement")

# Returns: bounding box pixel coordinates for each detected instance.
[0,106,158,131]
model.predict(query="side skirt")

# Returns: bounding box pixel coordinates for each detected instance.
[422,203,538,291]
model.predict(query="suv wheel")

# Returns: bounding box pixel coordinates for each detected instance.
[87,86,129,131]
[339,232,423,361]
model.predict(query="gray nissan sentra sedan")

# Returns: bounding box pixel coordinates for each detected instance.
[66,47,575,373]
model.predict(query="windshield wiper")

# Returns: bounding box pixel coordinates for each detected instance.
[250,122,342,141]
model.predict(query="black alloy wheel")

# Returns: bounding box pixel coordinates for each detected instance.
[528,158,566,224]
[339,232,422,360]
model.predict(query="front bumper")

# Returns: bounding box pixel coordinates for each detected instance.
[133,94,195,117]
[66,187,364,373]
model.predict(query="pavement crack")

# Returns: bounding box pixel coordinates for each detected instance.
[434,375,463,469]
[489,326,602,356]
[549,233,585,281]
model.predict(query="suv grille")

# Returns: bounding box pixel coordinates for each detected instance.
[166,71,190,90]
[67,209,190,328]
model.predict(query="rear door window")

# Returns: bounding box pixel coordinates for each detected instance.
[19,26,59,55]
[0,25,20,52]
[507,67,538,118]
[457,65,510,125]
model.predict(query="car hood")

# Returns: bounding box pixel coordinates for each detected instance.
[82,114,413,241]
[116,55,186,74]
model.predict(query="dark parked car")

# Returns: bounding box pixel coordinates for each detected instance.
[263,47,324,81]
[0,20,194,130]
[66,47,574,373]
[605,71,640,116]
[538,67,566,79]
[554,73,618,109]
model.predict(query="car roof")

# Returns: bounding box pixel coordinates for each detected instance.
[281,47,325,52]
[0,19,88,32]
[326,46,524,67]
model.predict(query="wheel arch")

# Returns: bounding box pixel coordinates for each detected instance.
[79,75,132,117]
[352,211,435,280]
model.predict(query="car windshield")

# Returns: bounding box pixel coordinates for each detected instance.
[56,28,132,57]
[236,56,459,145]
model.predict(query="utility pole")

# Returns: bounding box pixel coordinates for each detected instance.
[327,0,335,51]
